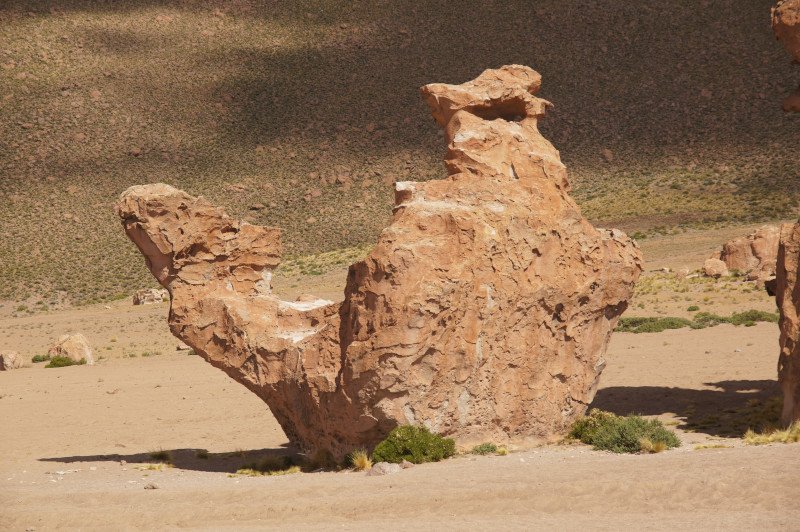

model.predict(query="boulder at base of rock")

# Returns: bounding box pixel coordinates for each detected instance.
[117,65,642,460]
[0,351,23,371]
[775,221,800,425]
[133,288,169,305]
[703,258,729,278]
[367,462,402,476]
[713,225,780,283]
[48,333,94,365]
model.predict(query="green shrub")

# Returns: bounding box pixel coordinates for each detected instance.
[570,410,681,453]
[471,443,498,455]
[686,305,699,312]
[31,354,51,363]
[618,310,779,334]
[372,425,456,464]
[45,356,85,368]
[616,317,692,333]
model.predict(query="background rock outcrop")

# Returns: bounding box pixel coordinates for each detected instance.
[133,288,169,305]
[773,0,800,112]
[776,221,800,425]
[709,225,780,283]
[0,352,23,371]
[48,334,94,365]
[117,66,642,458]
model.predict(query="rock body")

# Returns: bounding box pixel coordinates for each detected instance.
[0,351,23,371]
[711,225,780,283]
[703,258,729,278]
[117,66,642,458]
[133,288,169,305]
[48,333,94,365]
[776,222,800,425]
[772,0,800,112]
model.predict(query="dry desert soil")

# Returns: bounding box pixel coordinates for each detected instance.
[2,226,799,530]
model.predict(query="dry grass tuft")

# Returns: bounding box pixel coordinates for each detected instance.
[348,449,372,471]
[744,422,800,445]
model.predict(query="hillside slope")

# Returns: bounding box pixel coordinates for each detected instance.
[0,0,798,306]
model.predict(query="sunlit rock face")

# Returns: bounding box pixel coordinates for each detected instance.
[776,222,800,425]
[117,66,641,459]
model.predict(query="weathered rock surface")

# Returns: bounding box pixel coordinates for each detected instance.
[48,333,94,365]
[0,351,23,371]
[133,288,169,305]
[772,0,800,112]
[703,258,729,278]
[712,225,780,283]
[367,462,402,476]
[116,65,642,458]
[776,221,800,425]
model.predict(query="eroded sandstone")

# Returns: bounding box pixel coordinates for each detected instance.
[117,66,642,458]
[776,221,800,425]
[711,225,780,284]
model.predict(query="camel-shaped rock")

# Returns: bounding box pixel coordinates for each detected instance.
[117,66,642,458]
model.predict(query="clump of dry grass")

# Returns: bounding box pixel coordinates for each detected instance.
[149,449,172,464]
[744,422,800,445]
[638,438,668,453]
[235,455,300,476]
[348,449,372,471]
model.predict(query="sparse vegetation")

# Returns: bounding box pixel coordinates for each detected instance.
[347,449,372,471]
[44,356,85,368]
[31,354,50,363]
[471,443,499,455]
[569,410,681,454]
[687,305,700,312]
[744,422,800,445]
[236,455,300,476]
[149,449,172,464]
[372,425,456,464]
[617,309,779,333]
[195,449,209,460]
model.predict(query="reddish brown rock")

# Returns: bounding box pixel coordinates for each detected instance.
[117,66,642,458]
[712,225,780,283]
[703,258,729,279]
[776,221,800,425]
[772,0,800,112]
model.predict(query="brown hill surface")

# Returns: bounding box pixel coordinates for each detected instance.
[1,0,798,306]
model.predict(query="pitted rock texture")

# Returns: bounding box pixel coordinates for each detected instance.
[772,0,800,112]
[712,225,780,283]
[117,66,642,458]
[776,221,800,425]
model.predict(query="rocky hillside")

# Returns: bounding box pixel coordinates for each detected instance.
[0,0,798,306]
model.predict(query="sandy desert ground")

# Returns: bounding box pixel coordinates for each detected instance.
[1,226,799,530]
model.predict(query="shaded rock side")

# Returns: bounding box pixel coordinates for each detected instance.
[776,222,800,425]
[116,65,642,458]
[772,0,800,112]
[713,225,780,283]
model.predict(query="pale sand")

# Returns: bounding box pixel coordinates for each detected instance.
[1,225,799,529]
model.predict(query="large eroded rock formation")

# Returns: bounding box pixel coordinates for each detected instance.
[117,66,642,458]
[773,0,800,112]
[710,225,780,284]
[776,222,800,425]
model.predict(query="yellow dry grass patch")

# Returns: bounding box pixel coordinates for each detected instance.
[744,422,800,445]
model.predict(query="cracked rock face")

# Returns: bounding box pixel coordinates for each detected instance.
[772,0,800,112]
[116,65,642,458]
[712,225,780,284]
[776,222,800,425]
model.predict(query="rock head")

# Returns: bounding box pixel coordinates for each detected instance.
[776,221,800,425]
[116,65,642,458]
[772,0,800,112]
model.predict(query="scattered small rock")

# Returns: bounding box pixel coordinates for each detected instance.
[143,483,159,490]
[400,459,414,469]
[367,462,402,476]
